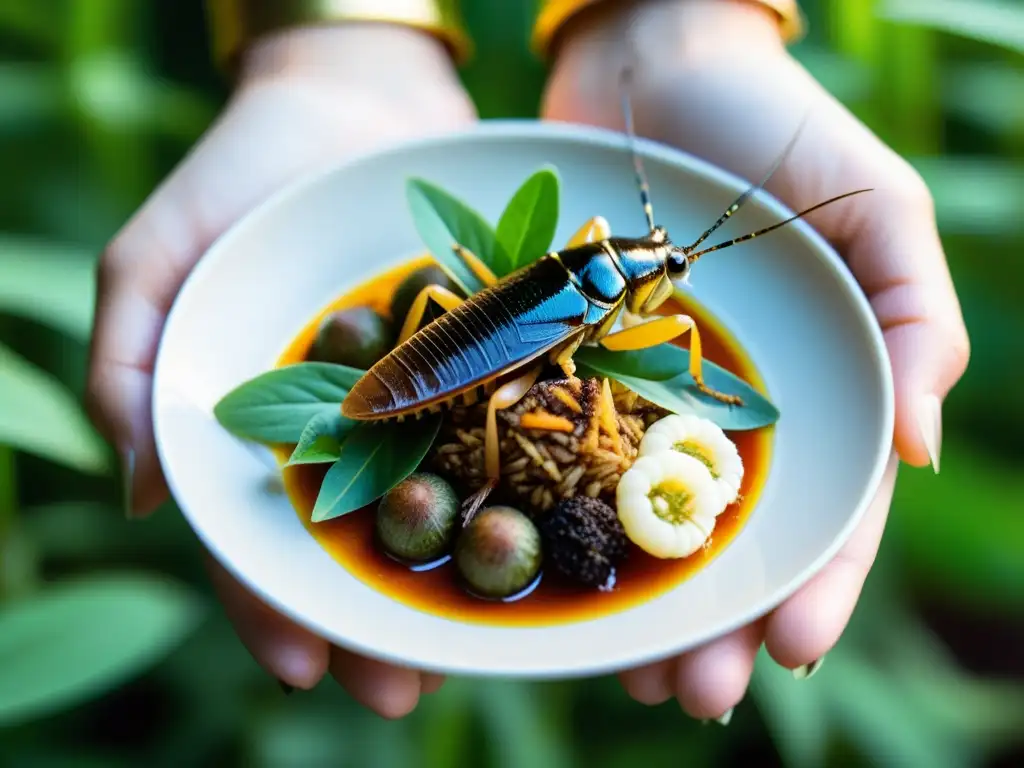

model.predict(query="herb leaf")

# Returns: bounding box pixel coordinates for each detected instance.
[213,362,365,444]
[495,166,560,273]
[406,178,508,293]
[575,344,689,382]
[285,411,356,466]
[576,354,780,431]
[311,414,442,522]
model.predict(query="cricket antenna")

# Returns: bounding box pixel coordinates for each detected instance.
[619,65,656,234]
[686,187,874,262]
[683,111,811,254]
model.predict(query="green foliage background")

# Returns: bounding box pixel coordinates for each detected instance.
[1,0,1022,766]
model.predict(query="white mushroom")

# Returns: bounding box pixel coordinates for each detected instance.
[638,413,744,509]
[615,451,726,559]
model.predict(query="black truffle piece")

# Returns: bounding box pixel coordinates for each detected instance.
[539,496,628,589]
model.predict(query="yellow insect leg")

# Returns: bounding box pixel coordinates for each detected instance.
[485,366,542,480]
[564,216,611,248]
[599,315,743,406]
[552,332,586,378]
[397,285,465,344]
[452,243,499,287]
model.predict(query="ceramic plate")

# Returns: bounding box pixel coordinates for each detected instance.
[152,121,893,678]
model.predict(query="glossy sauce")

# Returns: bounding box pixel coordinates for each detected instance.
[274,257,773,626]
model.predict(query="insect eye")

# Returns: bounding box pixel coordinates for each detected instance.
[667,251,689,276]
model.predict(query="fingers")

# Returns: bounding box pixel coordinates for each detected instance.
[420,672,447,694]
[620,457,896,716]
[618,657,675,706]
[618,620,764,720]
[764,453,898,669]
[329,648,427,719]
[87,215,200,516]
[672,620,764,720]
[205,551,330,690]
[841,179,970,473]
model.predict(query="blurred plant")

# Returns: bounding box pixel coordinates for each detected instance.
[0,0,1022,766]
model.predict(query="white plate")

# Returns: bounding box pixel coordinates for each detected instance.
[152,120,893,679]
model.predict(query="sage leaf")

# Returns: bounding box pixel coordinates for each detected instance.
[213,362,365,444]
[0,342,109,474]
[286,411,356,466]
[576,353,780,431]
[0,236,96,342]
[495,166,560,273]
[406,177,507,293]
[575,343,689,382]
[0,574,203,727]
[311,414,442,522]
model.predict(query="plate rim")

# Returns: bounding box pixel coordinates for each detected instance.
[152,118,895,678]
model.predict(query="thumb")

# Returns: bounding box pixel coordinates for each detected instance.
[86,159,218,518]
[86,87,345,517]
[842,178,970,473]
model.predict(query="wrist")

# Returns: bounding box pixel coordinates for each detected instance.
[232,24,477,131]
[549,0,787,72]
[238,24,461,87]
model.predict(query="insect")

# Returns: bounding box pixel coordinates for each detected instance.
[342,67,869,492]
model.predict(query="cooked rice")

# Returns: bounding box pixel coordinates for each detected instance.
[429,376,668,517]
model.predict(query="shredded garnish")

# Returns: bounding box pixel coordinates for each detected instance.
[520,411,575,432]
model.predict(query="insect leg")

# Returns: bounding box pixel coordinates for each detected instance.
[452,243,499,287]
[460,364,544,525]
[599,315,743,406]
[552,331,587,378]
[485,365,543,480]
[564,216,612,248]
[397,285,464,344]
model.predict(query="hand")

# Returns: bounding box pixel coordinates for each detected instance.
[86,24,476,717]
[541,0,969,720]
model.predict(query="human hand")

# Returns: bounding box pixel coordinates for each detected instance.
[541,0,969,721]
[86,23,476,717]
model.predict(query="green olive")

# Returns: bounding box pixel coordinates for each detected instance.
[389,265,459,327]
[376,473,461,562]
[308,306,393,370]
[454,506,542,599]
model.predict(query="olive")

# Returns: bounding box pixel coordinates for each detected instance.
[389,264,459,327]
[376,473,461,562]
[454,506,542,599]
[308,306,393,370]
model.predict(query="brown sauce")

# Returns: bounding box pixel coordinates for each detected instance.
[273,256,774,627]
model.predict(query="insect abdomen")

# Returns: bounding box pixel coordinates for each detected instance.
[342,257,590,420]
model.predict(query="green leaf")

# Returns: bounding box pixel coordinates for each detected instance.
[0,236,96,341]
[822,651,971,768]
[406,177,507,293]
[879,0,1024,55]
[0,342,109,474]
[888,441,1024,610]
[749,647,829,768]
[474,681,575,768]
[285,411,355,466]
[573,343,690,382]
[495,166,560,272]
[0,573,204,727]
[213,362,364,444]
[575,345,779,431]
[419,680,477,768]
[311,415,442,522]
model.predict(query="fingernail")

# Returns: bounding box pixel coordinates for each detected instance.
[121,447,136,519]
[278,679,294,695]
[793,656,825,680]
[916,394,942,474]
[700,707,734,726]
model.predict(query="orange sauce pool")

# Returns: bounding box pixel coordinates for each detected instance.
[274,256,774,626]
